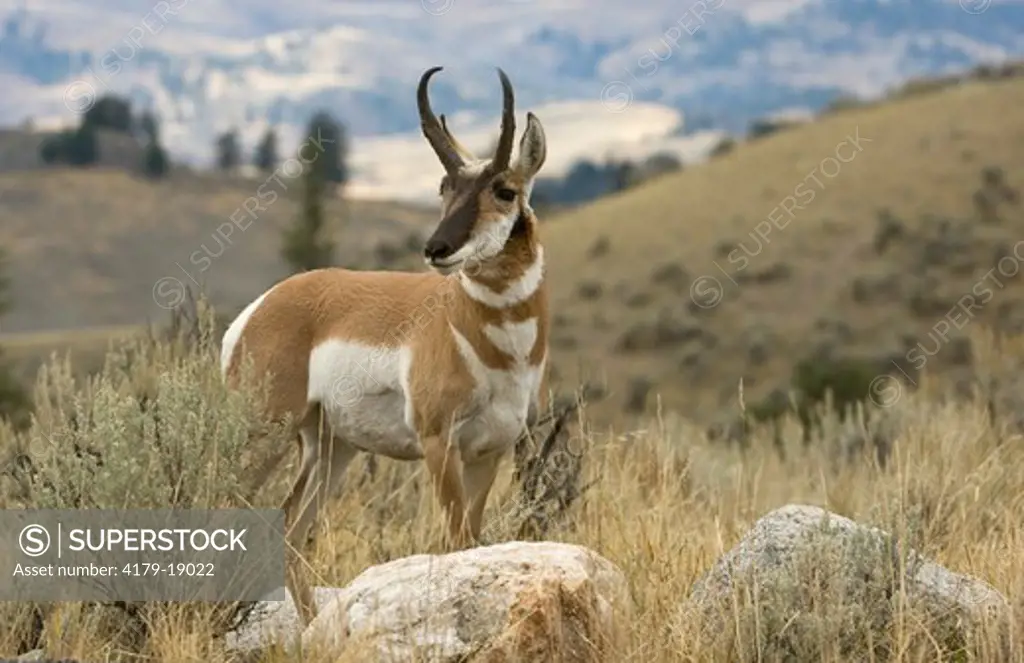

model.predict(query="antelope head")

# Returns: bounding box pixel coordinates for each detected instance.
[418,66,547,275]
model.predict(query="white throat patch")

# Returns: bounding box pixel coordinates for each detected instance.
[459,246,544,309]
[446,211,516,266]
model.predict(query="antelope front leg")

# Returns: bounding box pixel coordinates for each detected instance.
[463,452,502,542]
[422,434,473,549]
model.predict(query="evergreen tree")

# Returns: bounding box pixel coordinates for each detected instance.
[0,249,10,319]
[65,124,98,166]
[0,248,30,429]
[281,161,334,273]
[643,152,682,178]
[38,125,99,167]
[608,158,637,192]
[138,112,169,179]
[83,94,133,133]
[39,135,62,164]
[137,110,159,143]
[142,141,169,179]
[253,127,279,173]
[304,111,348,186]
[215,129,241,172]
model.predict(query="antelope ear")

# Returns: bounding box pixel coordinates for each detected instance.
[514,112,546,180]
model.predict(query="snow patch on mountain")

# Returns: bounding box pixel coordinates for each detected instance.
[0,0,1022,201]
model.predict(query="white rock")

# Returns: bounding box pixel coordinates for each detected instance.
[302,541,631,662]
[684,504,1009,639]
[226,586,344,654]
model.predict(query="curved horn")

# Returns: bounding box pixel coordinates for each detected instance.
[489,67,516,172]
[440,114,478,162]
[417,66,464,173]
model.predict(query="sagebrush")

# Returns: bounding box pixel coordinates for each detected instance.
[0,307,1022,661]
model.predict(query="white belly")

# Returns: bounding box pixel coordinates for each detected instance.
[327,392,422,459]
[306,331,545,464]
[307,339,422,460]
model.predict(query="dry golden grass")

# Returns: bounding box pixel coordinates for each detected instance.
[3,312,1023,662]
[283,383,1024,662]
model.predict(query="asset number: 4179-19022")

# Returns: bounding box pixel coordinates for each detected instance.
[121,562,215,576]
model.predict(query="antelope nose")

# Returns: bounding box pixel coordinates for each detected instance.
[424,238,454,261]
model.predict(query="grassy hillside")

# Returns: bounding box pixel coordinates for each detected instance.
[543,76,1024,426]
[0,167,437,381]
[0,168,436,334]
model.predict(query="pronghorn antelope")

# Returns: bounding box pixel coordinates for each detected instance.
[220,65,550,626]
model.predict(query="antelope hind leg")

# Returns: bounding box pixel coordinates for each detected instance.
[282,414,357,626]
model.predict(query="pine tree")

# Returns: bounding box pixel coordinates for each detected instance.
[137,110,159,144]
[39,134,62,164]
[216,129,241,172]
[0,248,30,429]
[0,249,10,319]
[608,158,637,192]
[138,112,169,179]
[83,94,133,133]
[38,124,99,167]
[142,141,169,179]
[281,161,334,273]
[253,127,279,173]
[304,111,349,186]
[65,124,99,166]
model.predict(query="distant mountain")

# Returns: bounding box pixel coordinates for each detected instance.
[0,0,1022,201]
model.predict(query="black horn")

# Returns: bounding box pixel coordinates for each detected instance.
[489,67,516,172]
[417,66,464,174]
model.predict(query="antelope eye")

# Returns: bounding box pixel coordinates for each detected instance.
[495,187,516,202]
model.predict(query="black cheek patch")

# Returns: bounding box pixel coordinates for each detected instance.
[430,198,478,254]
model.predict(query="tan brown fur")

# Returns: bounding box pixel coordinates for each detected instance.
[225,217,546,425]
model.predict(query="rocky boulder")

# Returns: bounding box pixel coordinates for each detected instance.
[302,541,631,662]
[680,504,1010,657]
[226,586,345,654]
